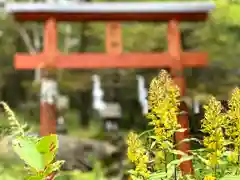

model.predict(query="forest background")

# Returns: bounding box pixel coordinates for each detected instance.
[0,0,238,127]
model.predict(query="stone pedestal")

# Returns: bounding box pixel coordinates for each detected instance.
[99,102,122,132]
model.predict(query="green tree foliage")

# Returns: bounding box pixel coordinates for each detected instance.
[0,0,240,107]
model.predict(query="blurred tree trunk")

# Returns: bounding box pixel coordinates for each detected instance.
[77,16,91,127]
[2,33,26,108]
[78,90,92,127]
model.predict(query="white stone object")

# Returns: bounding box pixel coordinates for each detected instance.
[99,102,122,119]
[105,120,118,132]
[137,75,148,115]
[92,74,106,111]
[34,68,41,83]
[40,78,59,104]
[57,95,69,110]
[193,99,200,114]
[57,116,65,125]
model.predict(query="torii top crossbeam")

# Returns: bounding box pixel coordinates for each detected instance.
[6,1,215,70]
[6,2,214,22]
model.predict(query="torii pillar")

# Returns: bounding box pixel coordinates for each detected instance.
[35,18,59,136]
[6,1,215,174]
[168,20,192,173]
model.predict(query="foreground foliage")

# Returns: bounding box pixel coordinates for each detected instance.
[0,102,64,180]
[127,70,240,180]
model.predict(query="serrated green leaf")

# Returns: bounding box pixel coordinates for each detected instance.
[44,160,65,176]
[165,156,193,179]
[138,129,154,138]
[192,153,209,165]
[26,176,44,180]
[36,134,58,166]
[12,136,45,172]
[50,160,65,172]
[169,149,187,156]
[150,141,157,149]
[190,148,206,153]
[24,166,38,175]
[175,138,202,147]
[223,140,233,146]
[220,175,240,180]
[130,176,141,180]
[128,169,138,176]
[26,136,40,144]
[149,172,166,180]
[174,128,187,133]
[167,156,194,170]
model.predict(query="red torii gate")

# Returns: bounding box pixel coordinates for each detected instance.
[6,1,215,174]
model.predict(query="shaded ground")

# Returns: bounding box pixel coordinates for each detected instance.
[0,110,130,180]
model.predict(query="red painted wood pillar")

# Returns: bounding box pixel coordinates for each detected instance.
[40,18,58,136]
[168,19,193,174]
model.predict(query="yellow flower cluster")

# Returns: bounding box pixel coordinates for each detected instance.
[204,175,216,180]
[126,69,240,179]
[127,132,150,179]
[225,88,240,164]
[147,70,181,148]
[201,97,226,168]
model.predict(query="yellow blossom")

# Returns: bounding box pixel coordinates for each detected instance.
[204,175,216,180]
[127,132,150,178]
[226,88,240,164]
[147,70,180,148]
[126,70,187,178]
[201,97,226,168]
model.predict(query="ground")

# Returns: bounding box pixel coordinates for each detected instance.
[0,110,106,179]
[0,110,128,180]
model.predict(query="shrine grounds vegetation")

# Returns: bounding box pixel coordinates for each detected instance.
[3,70,240,179]
[0,103,106,180]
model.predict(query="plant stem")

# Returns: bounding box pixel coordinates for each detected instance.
[173,135,177,180]
[237,148,240,175]
[214,165,217,179]
[46,172,57,180]
[214,128,219,179]
[238,149,240,166]
[164,150,167,174]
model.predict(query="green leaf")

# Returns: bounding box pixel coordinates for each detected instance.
[190,148,206,153]
[12,136,45,172]
[149,172,166,180]
[223,140,233,146]
[175,138,202,147]
[26,176,44,180]
[167,163,175,179]
[192,152,209,165]
[49,160,65,172]
[168,149,187,156]
[24,166,38,175]
[165,156,193,179]
[150,141,157,149]
[128,169,138,176]
[130,176,141,180]
[26,136,40,144]
[167,156,194,170]
[44,160,65,176]
[36,134,58,166]
[174,128,187,133]
[220,175,240,180]
[138,129,154,138]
